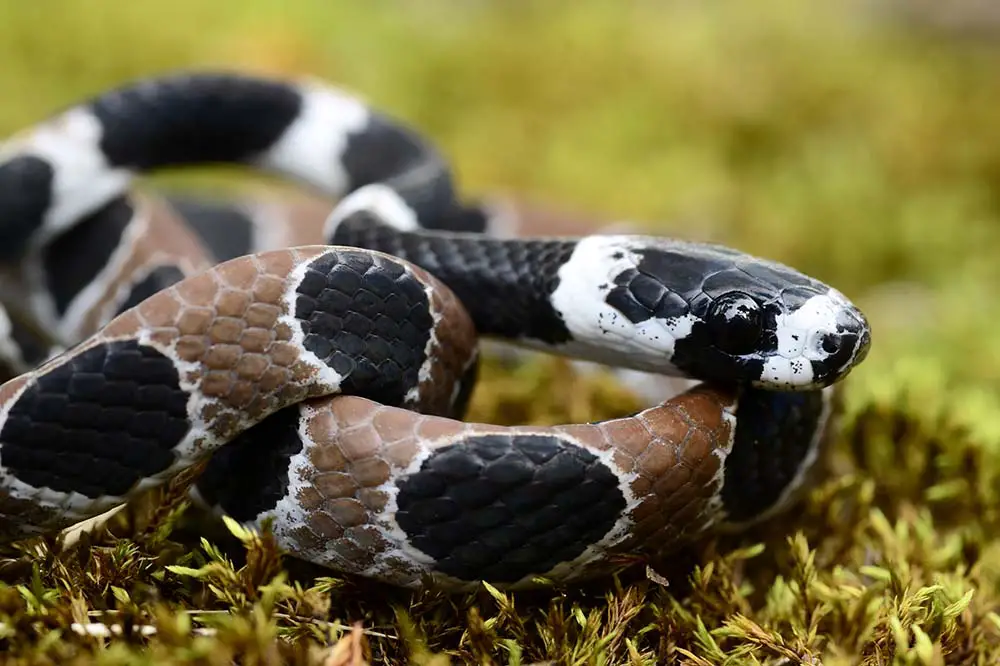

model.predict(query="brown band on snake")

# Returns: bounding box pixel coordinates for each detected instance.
[407,262,481,418]
[251,383,738,589]
[0,245,479,540]
[69,192,217,341]
[0,248,329,537]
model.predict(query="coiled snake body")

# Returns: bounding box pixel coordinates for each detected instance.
[0,73,871,590]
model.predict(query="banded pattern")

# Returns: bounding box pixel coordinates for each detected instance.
[0,246,478,543]
[0,71,871,590]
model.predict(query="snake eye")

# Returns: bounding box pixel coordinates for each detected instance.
[706,293,763,355]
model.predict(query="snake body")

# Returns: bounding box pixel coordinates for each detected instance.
[0,72,871,590]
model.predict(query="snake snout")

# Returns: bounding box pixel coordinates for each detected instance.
[841,308,872,368]
[856,325,872,363]
[814,305,872,383]
[763,289,871,390]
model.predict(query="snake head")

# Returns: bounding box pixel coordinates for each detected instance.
[551,236,871,390]
[696,280,872,390]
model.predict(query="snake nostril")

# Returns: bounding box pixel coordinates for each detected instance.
[820,334,840,355]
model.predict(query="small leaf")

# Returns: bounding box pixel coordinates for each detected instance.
[911,624,934,663]
[165,565,207,578]
[481,581,507,607]
[859,566,893,582]
[221,515,255,543]
[941,589,974,619]
[111,586,131,605]
[502,638,522,666]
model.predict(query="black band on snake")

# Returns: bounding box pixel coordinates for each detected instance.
[0,71,871,590]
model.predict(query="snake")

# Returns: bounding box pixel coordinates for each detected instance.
[0,71,871,591]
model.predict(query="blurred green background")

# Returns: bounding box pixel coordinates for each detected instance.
[1,0,999,430]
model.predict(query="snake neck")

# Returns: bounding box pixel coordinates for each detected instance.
[328,216,578,346]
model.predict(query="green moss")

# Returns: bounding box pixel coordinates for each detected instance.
[2,0,1000,662]
[2,364,1000,664]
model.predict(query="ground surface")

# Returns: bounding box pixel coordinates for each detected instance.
[1,1,1000,663]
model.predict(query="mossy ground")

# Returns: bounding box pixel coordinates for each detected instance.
[1,1,1000,663]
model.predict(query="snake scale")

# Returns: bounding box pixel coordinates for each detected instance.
[0,72,871,590]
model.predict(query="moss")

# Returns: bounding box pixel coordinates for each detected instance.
[2,0,1000,662]
[0,358,997,664]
